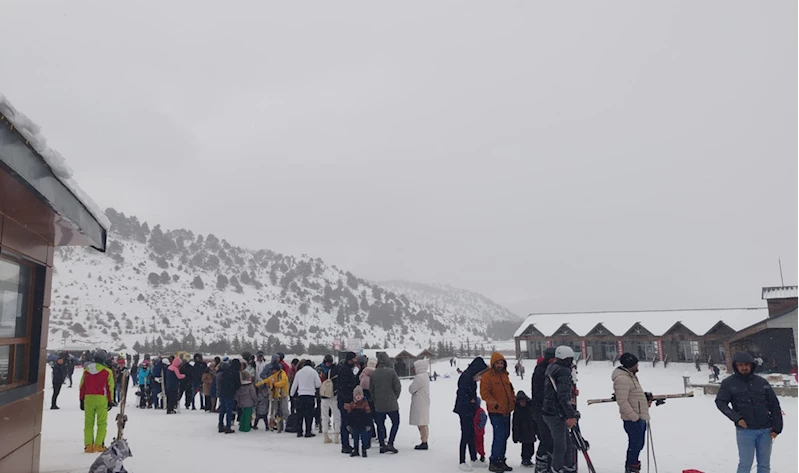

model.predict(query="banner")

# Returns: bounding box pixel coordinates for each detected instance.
[616,339,623,357]
[546,339,552,348]
[657,340,664,361]
[580,340,587,360]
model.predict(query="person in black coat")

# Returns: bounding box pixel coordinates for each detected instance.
[542,346,577,473]
[512,391,537,467]
[191,354,207,410]
[337,352,360,454]
[50,353,68,409]
[715,352,782,473]
[65,352,76,388]
[179,360,194,409]
[218,359,242,433]
[531,347,556,470]
[453,356,488,469]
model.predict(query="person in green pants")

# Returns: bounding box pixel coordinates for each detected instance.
[79,349,115,453]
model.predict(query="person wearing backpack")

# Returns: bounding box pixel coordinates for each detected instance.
[320,354,342,444]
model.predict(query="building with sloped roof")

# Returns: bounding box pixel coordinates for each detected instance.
[514,307,768,366]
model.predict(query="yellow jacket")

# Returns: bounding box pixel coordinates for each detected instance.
[256,369,289,399]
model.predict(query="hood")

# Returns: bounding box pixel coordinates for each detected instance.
[230,359,242,371]
[611,366,635,382]
[367,359,377,369]
[543,347,556,360]
[270,354,280,364]
[169,358,183,370]
[414,359,429,374]
[84,362,104,375]
[489,352,507,371]
[516,391,530,403]
[732,352,756,376]
[376,352,393,368]
[465,357,489,376]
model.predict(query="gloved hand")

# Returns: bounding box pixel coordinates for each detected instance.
[80,399,84,411]
[108,402,114,411]
[655,399,666,406]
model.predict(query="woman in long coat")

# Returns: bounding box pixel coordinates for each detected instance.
[409,359,431,450]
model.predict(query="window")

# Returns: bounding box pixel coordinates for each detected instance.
[0,257,33,391]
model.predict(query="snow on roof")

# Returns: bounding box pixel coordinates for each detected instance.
[514,308,769,338]
[762,286,798,300]
[0,93,110,230]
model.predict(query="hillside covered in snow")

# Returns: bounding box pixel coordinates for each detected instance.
[49,209,518,355]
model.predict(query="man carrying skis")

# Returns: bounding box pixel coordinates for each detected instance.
[531,347,556,472]
[542,346,577,473]
[716,352,782,473]
[613,353,649,473]
[80,349,115,453]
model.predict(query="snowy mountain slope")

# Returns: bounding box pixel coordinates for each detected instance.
[48,209,501,353]
[380,280,520,324]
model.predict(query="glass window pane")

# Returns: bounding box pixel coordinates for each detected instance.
[0,345,9,386]
[0,260,31,339]
[13,344,26,383]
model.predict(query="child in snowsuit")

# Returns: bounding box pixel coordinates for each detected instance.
[165,357,185,414]
[80,351,115,453]
[474,397,487,464]
[236,371,258,432]
[344,386,372,458]
[512,391,537,467]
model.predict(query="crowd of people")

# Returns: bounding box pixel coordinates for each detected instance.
[453,347,785,473]
[53,345,785,473]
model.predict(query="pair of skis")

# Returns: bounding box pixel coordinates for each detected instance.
[585,391,694,406]
[548,372,597,473]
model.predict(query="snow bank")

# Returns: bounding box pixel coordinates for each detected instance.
[0,93,110,230]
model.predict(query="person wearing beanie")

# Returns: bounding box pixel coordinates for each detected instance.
[542,346,577,473]
[337,352,360,454]
[716,352,782,473]
[235,371,258,432]
[344,385,373,458]
[319,354,342,443]
[531,347,556,472]
[512,391,536,467]
[613,353,648,473]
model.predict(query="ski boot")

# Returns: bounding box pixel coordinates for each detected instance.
[84,445,94,453]
[625,463,641,473]
[93,444,107,453]
[534,454,550,473]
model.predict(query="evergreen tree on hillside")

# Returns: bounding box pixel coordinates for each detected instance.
[217,274,229,290]
[148,272,160,285]
[160,271,170,285]
[266,315,280,333]
[191,275,204,289]
[346,271,358,290]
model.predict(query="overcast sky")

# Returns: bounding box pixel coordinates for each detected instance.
[1,1,796,315]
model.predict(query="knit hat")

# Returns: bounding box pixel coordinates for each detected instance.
[367,359,377,369]
[620,353,639,369]
[353,385,364,398]
[356,355,368,366]
[345,352,357,362]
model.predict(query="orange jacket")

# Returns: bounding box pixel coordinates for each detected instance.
[479,352,515,416]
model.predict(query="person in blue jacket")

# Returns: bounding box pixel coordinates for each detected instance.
[137,360,151,408]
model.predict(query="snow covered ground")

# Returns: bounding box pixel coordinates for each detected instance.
[40,359,797,473]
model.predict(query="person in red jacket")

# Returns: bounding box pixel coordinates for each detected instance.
[474,397,488,465]
[79,349,114,453]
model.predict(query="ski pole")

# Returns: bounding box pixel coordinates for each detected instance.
[646,419,658,473]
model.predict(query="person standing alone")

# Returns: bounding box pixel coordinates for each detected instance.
[51,353,67,409]
[480,352,516,472]
[716,352,782,473]
[613,353,649,473]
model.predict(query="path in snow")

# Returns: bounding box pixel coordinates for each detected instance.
[40,359,797,472]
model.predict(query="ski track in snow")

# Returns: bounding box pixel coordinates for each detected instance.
[41,360,797,473]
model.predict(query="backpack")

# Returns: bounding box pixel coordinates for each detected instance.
[284,413,300,433]
[320,374,336,398]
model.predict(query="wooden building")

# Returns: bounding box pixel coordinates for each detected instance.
[0,97,108,473]
[362,348,436,376]
[514,308,768,366]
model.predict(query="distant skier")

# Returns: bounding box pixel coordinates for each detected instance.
[542,346,577,473]
[80,349,115,453]
[710,363,720,383]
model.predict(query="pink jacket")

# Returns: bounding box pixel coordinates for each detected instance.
[359,367,374,391]
[168,358,185,379]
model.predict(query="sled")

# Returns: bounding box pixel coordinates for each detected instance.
[586,392,694,406]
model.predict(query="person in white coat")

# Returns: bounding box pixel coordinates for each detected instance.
[409,359,431,450]
[291,360,322,437]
